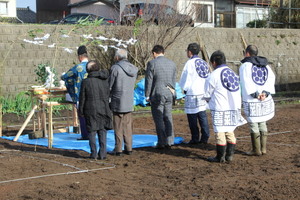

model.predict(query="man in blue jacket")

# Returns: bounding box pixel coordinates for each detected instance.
[61,45,89,140]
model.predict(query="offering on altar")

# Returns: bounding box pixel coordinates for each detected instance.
[43,66,56,89]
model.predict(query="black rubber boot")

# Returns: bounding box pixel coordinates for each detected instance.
[208,145,226,163]
[225,143,235,162]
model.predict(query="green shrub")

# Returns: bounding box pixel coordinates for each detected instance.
[246,19,267,28]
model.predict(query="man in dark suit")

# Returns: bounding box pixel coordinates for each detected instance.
[145,45,177,149]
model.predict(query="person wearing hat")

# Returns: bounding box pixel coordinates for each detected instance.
[61,45,89,140]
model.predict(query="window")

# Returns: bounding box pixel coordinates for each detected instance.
[194,4,212,23]
[0,2,8,15]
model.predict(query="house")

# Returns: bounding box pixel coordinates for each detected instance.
[119,0,215,27]
[235,0,271,28]
[36,0,70,23]
[214,0,235,28]
[214,0,271,28]
[68,0,119,21]
[178,0,215,28]
[17,6,36,23]
[0,0,16,18]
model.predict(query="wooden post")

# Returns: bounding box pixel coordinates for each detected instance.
[72,104,78,127]
[48,104,53,148]
[14,105,38,141]
[42,103,47,137]
[66,106,70,133]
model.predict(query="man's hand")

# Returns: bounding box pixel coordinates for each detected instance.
[258,93,266,101]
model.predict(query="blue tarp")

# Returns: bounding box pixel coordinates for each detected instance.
[1,130,184,153]
[134,78,185,107]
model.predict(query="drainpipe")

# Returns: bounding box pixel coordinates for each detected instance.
[288,0,291,29]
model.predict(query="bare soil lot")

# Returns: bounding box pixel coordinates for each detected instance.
[0,103,299,200]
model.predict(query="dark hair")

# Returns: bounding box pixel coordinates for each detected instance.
[210,50,226,66]
[152,45,164,54]
[187,43,200,55]
[77,45,87,56]
[245,45,258,56]
[86,60,99,73]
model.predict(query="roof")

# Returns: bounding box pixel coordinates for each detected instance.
[68,0,119,8]
[17,7,36,23]
[235,0,271,6]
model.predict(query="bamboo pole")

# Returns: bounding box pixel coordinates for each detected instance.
[197,33,212,72]
[13,105,38,141]
[240,32,248,49]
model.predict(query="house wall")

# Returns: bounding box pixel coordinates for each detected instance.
[70,2,119,20]
[119,0,175,15]
[236,5,269,28]
[0,0,16,17]
[36,0,70,23]
[0,25,299,95]
[177,0,214,28]
[69,0,83,3]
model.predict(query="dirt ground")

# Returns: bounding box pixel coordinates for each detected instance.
[0,103,299,200]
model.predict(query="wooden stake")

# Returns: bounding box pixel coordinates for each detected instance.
[13,105,38,141]
[48,105,53,148]
[42,103,47,137]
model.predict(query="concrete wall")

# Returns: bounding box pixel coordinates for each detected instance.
[0,24,299,96]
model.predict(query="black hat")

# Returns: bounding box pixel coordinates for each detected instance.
[77,45,87,56]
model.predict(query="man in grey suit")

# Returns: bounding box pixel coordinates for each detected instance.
[145,45,177,149]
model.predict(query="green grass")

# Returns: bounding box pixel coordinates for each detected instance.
[0,92,72,117]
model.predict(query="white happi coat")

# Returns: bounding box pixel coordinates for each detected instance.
[179,56,209,114]
[204,65,246,132]
[239,62,276,123]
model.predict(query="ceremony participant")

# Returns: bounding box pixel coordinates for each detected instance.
[79,61,112,160]
[239,45,276,156]
[109,49,138,156]
[204,50,246,163]
[179,43,210,144]
[145,45,177,149]
[61,45,89,140]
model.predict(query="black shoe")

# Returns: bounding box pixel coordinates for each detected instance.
[199,140,208,144]
[115,152,122,156]
[77,137,89,140]
[123,150,132,155]
[88,156,97,160]
[165,145,172,149]
[188,140,198,145]
[154,144,165,149]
